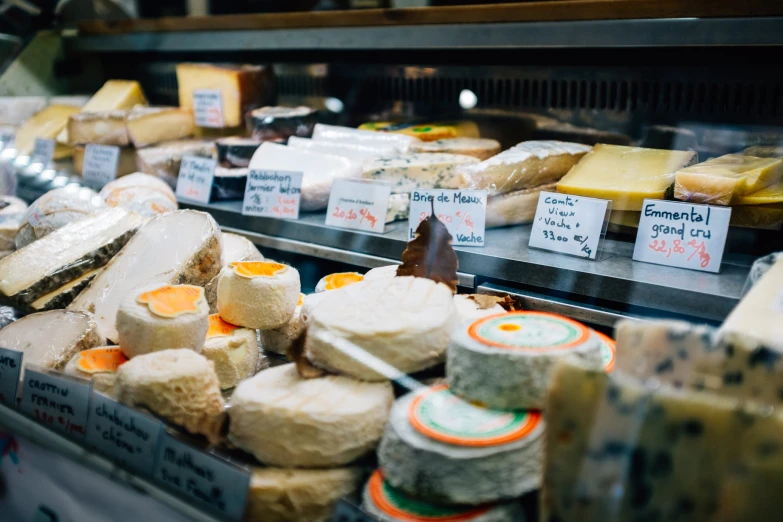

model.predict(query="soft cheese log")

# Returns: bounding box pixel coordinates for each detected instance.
[202,314,260,389]
[115,349,225,443]
[411,137,502,161]
[486,182,556,228]
[1,208,141,305]
[542,358,783,522]
[69,210,222,343]
[458,140,591,196]
[229,363,393,467]
[66,110,129,146]
[29,268,101,312]
[314,272,363,293]
[64,346,128,395]
[217,261,300,329]
[248,142,360,211]
[259,294,304,355]
[246,106,318,142]
[312,123,419,153]
[245,467,363,522]
[205,232,263,314]
[378,385,544,505]
[125,106,194,147]
[362,153,479,192]
[116,284,210,358]
[135,139,216,188]
[14,104,80,158]
[99,172,178,218]
[452,294,505,325]
[0,310,104,379]
[447,311,602,410]
[362,470,526,522]
[556,144,697,211]
[288,136,395,162]
[306,277,460,381]
[73,145,138,179]
[0,196,27,251]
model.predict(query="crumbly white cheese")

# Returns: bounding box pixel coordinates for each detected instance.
[202,321,260,389]
[362,153,479,192]
[259,300,304,355]
[216,263,300,329]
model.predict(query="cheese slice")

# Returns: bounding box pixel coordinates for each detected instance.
[736,181,783,205]
[67,110,129,146]
[30,268,101,312]
[73,145,137,179]
[125,106,194,148]
[362,153,479,191]
[557,144,697,211]
[486,183,555,228]
[15,104,80,157]
[411,137,501,161]
[312,123,418,153]
[135,139,216,188]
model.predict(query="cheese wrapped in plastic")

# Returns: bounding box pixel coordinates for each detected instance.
[486,183,555,228]
[135,139,216,188]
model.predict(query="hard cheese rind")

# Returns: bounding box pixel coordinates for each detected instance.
[486,182,556,228]
[125,106,194,147]
[246,106,318,142]
[362,153,479,192]
[411,137,502,161]
[67,110,129,146]
[29,268,101,312]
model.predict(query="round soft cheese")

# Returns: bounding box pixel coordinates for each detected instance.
[453,294,506,325]
[202,314,260,389]
[99,172,178,218]
[362,470,526,522]
[378,385,544,505]
[114,348,225,443]
[217,261,300,329]
[305,277,459,381]
[15,186,106,248]
[116,284,210,358]
[363,264,398,282]
[259,294,305,355]
[314,272,364,293]
[299,291,329,325]
[205,232,264,314]
[596,330,616,373]
[229,363,394,467]
[64,346,128,395]
[447,311,602,410]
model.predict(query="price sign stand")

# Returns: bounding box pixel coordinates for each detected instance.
[408,189,487,247]
[242,170,303,219]
[31,138,55,164]
[19,366,92,440]
[325,179,391,234]
[82,144,120,188]
[175,156,217,204]
[0,346,22,407]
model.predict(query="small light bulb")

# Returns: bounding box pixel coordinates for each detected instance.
[459,89,478,109]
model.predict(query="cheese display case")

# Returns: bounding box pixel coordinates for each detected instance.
[1,3,783,522]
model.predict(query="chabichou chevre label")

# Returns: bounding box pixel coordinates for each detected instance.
[207,314,239,339]
[468,312,591,352]
[596,331,616,373]
[136,285,205,318]
[408,384,542,447]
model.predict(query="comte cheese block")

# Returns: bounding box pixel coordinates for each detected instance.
[362,471,526,522]
[67,110,129,146]
[202,314,259,389]
[486,183,556,228]
[458,140,591,196]
[362,153,479,192]
[447,312,602,410]
[411,137,501,161]
[306,277,460,381]
[0,196,27,252]
[115,349,225,443]
[116,284,209,358]
[246,106,318,141]
[16,186,106,248]
[217,261,300,329]
[29,268,101,312]
[259,294,304,355]
[135,139,216,188]
[314,272,363,292]
[378,385,544,505]
[68,210,222,343]
[73,145,137,180]
[125,106,194,147]
[205,232,263,314]
[14,104,80,158]
[312,123,418,153]
[99,173,178,218]
[228,363,393,467]
[64,346,128,395]
[557,144,697,211]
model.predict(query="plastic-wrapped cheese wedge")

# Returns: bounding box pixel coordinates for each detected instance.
[29,268,102,312]
[217,261,300,329]
[259,294,305,355]
[202,314,259,389]
[288,136,395,162]
[378,385,544,505]
[64,346,128,395]
[362,153,479,192]
[736,180,783,205]
[411,137,502,161]
[486,182,556,228]
[99,172,178,218]
[312,123,419,153]
[314,272,363,292]
[125,106,194,148]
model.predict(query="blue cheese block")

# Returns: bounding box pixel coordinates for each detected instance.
[362,153,479,192]
[377,385,544,505]
[386,193,410,223]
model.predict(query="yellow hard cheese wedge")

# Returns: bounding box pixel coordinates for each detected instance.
[556,144,696,211]
[609,206,783,231]
[736,181,783,205]
[15,104,79,158]
[674,154,782,206]
[359,121,479,141]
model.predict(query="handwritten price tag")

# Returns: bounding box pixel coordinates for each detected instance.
[20,368,91,440]
[529,192,610,260]
[325,179,391,234]
[633,199,731,273]
[32,138,55,163]
[176,156,217,204]
[242,170,303,219]
[0,347,22,407]
[82,144,120,187]
[409,189,487,246]
[193,89,224,128]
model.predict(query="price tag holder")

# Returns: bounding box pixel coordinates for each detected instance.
[193,89,224,128]
[86,392,163,477]
[632,199,731,273]
[529,192,611,260]
[242,170,303,219]
[32,138,55,164]
[20,367,91,440]
[154,433,251,521]
[82,144,120,187]
[325,179,391,234]
[408,189,487,246]
[0,347,22,407]
[175,156,217,204]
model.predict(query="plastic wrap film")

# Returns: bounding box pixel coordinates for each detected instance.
[743,251,783,295]
[246,106,318,142]
[135,139,216,188]
[215,136,262,168]
[486,182,556,228]
[458,140,591,196]
[0,196,27,251]
[312,123,420,153]
[0,305,20,328]
[211,166,248,201]
[410,137,502,161]
[362,153,479,192]
[99,173,178,218]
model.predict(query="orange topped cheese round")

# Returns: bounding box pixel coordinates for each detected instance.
[136,284,206,318]
[77,346,128,374]
[231,261,287,278]
[207,313,240,339]
[595,330,616,373]
[315,272,364,292]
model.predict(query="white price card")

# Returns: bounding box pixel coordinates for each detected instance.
[242,170,303,219]
[529,192,611,260]
[32,138,55,163]
[325,179,391,234]
[193,89,224,128]
[632,199,731,273]
[86,392,163,476]
[408,189,487,246]
[175,156,217,203]
[154,433,251,521]
[20,367,91,439]
[0,347,22,407]
[82,144,120,187]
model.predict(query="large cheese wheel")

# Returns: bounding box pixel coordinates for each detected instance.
[229,363,393,467]
[447,312,602,409]
[378,385,544,505]
[259,294,305,355]
[64,346,128,395]
[305,277,459,381]
[116,284,209,358]
[217,261,300,329]
[99,172,178,218]
[16,186,106,248]
[202,314,260,389]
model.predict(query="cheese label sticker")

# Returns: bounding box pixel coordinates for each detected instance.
[468,312,591,352]
[0,347,22,407]
[242,170,303,219]
[207,314,239,339]
[321,272,363,291]
[31,138,55,163]
[82,144,120,187]
[409,189,487,247]
[137,285,205,318]
[409,384,542,447]
[176,155,217,204]
[20,367,91,440]
[368,470,490,520]
[595,331,616,373]
[230,261,287,279]
[193,89,224,128]
[77,347,128,374]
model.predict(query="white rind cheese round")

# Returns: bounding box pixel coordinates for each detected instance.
[0,196,27,251]
[314,272,364,293]
[259,294,305,355]
[229,363,393,468]
[99,172,178,218]
[116,284,209,358]
[245,466,363,522]
[64,346,128,395]
[363,264,399,282]
[114,348,225,443]
[362,470,526,522]
[217,261,300,329]
[202,314,260,389]
[205,232,264,314]
[305,277,459,381]
[378,385,544,505]
[453,294,506,325]
[447,312,602,410]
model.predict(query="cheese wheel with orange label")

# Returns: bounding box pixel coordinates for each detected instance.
[447,311,602,410]
[217,261,300,329]
[202,314,261,389]
[595,330,616,373]
[377,384,544,505]
[64,346,129,395]
[116,284,210,358]
[259,293,305,355]
[314,272,364,293]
